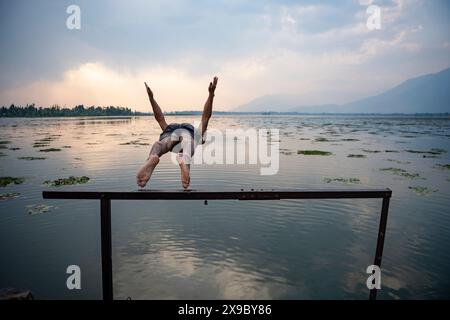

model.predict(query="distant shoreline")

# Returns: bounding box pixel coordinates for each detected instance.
[1,112,449,118]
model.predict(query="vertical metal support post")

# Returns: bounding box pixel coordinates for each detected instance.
[369,196,391,300]
[100,196,113,300]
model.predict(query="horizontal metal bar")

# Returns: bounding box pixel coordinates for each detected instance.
[43,188,391,200]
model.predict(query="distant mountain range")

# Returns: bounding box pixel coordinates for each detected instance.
[235,68,450,113]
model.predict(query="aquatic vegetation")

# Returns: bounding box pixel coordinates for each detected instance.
[405,148,447,155]
[0,177,25,187]
[435,164,450,170]
[0,192,20,201]
[17,156,47,160]
[362,149,381,153]
[323,177,361,184]
[39,148,61,152]
[341,138,359,141]
[33,143,50,148]
[62,145,72,148]
[0,141,11,145]
[26,204,55,215]
[408,186,438,196]
[120,140,150,146]
[0,152,6,157]
[43,176,90,187]
[379,167,420,179]
[315,137,330,142]
[297,150,333,156]
[385,150,399,153]
[281,151,293,155]
[386,159,411,164]
[347,154,366,158]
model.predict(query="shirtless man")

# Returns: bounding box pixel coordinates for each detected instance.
[136,76,218,189]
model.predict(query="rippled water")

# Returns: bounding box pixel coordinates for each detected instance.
[1,115,449,299]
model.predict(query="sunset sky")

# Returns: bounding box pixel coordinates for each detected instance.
[0,0,449,111]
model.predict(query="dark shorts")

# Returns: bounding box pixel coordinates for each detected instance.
[159,123,195,141]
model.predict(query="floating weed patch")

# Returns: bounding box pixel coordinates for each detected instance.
[362,149,381,153]
[435,164,450,170]
[120,140,150,146]
[18,156,47,161]
[281,151,293,155]
[297,150,333,156]
[0,141,11,145]
[0,192,20,201]
[8,147,21,151]
[408,186,437,196]
[0,145,7,149]
[324,177,361,184]
[0,177,25,187]
[347,154,366,158]
[43,176,90,187]
[406,148,447,155]
[62,145,72,148]
[314,137,330,142]
[341,138,360,141]
[0,152,6,157]
[27,204,55,215]
[385,150,400,153]
[386,159,411,164]
[39,148,61,152]
[379,167,420,179]
[33,143,50,148]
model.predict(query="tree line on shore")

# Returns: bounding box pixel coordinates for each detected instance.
[0,104,150,117]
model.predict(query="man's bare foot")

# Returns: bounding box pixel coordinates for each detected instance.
[136,155,160,187]
[177,154,190,189]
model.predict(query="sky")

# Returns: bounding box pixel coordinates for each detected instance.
[0,0,449,111]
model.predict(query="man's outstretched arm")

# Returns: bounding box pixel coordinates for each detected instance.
[145,82,168,131]
[200,76,218,137]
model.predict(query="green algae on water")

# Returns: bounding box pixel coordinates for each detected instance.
[18,156,47,160]
[27,204,55,215]
[0,192,20,201]
[297,150,333,156]
[408,186,437,196]
[0,177,25,187]
[379,167,420,179]
[323,177,361,184]
[347,154,366,158]
[39,148,61,152]
[43,176,90,187]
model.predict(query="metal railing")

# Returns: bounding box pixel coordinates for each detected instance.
[42,188,392,300]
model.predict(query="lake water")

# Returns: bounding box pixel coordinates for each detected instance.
[1,115,449,299]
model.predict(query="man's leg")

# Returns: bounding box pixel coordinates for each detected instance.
[176,131,195,189]
[145,82,168,131]
[199,76,218,139]
[136,137,176,187]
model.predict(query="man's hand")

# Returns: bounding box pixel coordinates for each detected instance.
[144,82,154,100]
[208,76,218,95]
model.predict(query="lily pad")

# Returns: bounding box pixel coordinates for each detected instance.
[39,148,61,152]
[408,186,437,196]
[0,192,20,201]
[43,176,90,187]
[27,204,55,215]
[379,167,420,179]
[18,156,47,160]
[0,177,25,187]
[297,150,333,156]
[324,177,361,184]
[347,154,366,158]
